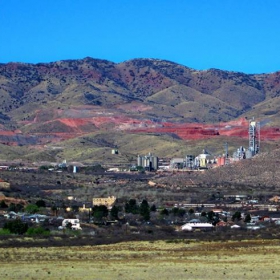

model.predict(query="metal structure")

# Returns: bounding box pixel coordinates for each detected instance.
[248,118,260,155]
[186,155,195,169]
[137,153,158,171]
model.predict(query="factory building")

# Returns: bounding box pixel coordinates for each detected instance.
[186,155,195,169]
[170,158,184,169]
[248,118,260,156]
[137,153,158,171]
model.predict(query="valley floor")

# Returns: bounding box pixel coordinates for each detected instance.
[0,239,279,279]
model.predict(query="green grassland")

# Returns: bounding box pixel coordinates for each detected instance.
[0,239,280,279]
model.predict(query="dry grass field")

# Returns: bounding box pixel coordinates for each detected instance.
[0,239,280,279]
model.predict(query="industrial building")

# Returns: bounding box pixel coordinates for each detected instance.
[137,153,158,171]
[248,118,260,156]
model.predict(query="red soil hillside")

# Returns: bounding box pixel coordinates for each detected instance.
[0,116,280,145]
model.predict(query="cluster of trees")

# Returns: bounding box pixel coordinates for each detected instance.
[0,199,46,214]
[2,219,49,236]
[0,201,24,212]
[125,199,152,221]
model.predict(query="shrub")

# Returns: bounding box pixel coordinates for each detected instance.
[0,228,10,235]
[25,204,39,214]
[35,199,46,208]
[3,219,28,235]
[27,226,50,236]
[0,200,8,208]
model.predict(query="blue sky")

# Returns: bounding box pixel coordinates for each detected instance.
[1,0,280,74]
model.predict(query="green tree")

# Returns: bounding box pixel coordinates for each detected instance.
[201,211,207,217]
[160,208,169,216]
[139,199,150,221]
[244,213,251,223]
[35,199,46,208]
[232,211,242,222]
[171,207,186,217]
[8,203,24,212]
[178,208,186,217]
[0,200,8,208]
[188,208,195,215]
[150,204,157,212]
[207,211,215,222]
[110,205,119,220]
[125,199,139,214]
[4,219,28,235]
[25,204,39,214]
[92,205,108,221]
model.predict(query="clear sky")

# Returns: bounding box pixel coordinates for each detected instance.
[1,0,280,74]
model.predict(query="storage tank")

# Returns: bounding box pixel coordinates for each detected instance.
[245,150,253,159]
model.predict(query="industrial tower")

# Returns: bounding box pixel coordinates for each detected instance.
[248,118,260,155]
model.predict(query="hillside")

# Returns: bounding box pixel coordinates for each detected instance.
[1,57,280,163]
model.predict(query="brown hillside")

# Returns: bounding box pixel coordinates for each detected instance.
[0,57,280,162]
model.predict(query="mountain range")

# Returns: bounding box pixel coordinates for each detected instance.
[1,57,280,164]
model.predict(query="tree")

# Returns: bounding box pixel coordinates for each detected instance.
[207,211,215,222]
[65,222,73,230]
[4,219,28,235]
[178,208,186,217]
[110,205,119,220]
[72,205,79,213]
[25,204,39,214]
[171,207,186,218]
[139,199,150,221]
[232,211,242,222]
[244,213,251,223]
[35,199,46,208]
[188,208,195,215]
[51,205,58,216]
[92,205,108,222]
[150,204,157,212]
[0,200,8,208]
[160,208,169,216]
[125,199,139,214]
[8,203,23,212]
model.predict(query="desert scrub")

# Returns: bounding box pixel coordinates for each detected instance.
[26,227,50,236]
[0,229,10,235]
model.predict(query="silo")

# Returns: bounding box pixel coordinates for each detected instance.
[186,155,195,169]
[152,156,158,170]
[137,155,142,167]
[245,150,253,159]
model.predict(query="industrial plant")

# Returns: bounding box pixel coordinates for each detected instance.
[136,118,261,172]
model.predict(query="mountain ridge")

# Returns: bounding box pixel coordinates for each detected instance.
[1,57,280,163]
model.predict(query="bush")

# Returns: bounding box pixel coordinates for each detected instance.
[0,200,8,208]
[0,228,10,235]
[3,219,28,235]
[27,226,50,236]
[35,199,46,208]
[25,204,39,214]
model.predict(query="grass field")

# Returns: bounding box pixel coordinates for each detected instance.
[0,239,280,279]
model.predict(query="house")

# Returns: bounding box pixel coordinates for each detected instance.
[181,222,214,231]
[92,196,116,209]
[61,218,82,230]
[269,196,280,203]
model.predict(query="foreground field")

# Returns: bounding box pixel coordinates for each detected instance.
[0,239,280,279]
